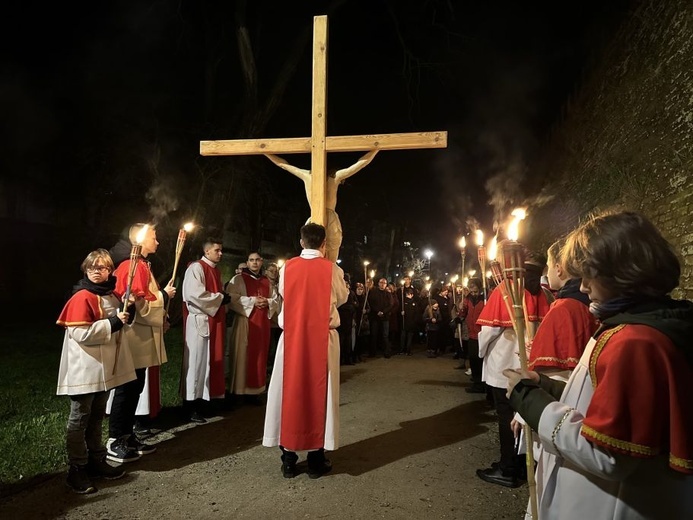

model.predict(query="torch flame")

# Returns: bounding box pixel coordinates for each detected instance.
[459,236,466,249]
[183,222,195,232]
[488,236,498,260]
[425,283,432,291]
[508,208,527,241]
[363,260,370,267]
[463,276,469,287]
[475,229,484,246]
[369,269,375,279]
[135,224,149,245]
[408,270,414,277]
[277,259,285,268]
[400,279,405,286]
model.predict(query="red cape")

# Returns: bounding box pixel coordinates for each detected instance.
[280,256,333,451]
[476,286,550,328]
[57,290,103,326]
[529,297,598,370]
[582,324,693,474]
[113,257,157,301]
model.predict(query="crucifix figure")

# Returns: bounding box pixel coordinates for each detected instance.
[200,15,447,262]
[264,150,378,261]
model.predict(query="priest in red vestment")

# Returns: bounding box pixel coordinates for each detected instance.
[180,238,230,423]
[263,223,349,479]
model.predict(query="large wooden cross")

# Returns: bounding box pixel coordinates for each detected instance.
[200,15,447,226]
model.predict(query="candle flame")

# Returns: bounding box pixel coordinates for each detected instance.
[488,236,498,260]
[135,224,149,245]
[183,222,195,232]
[475,229,484,246]
[458,236,466,249]
[508,208,527,241]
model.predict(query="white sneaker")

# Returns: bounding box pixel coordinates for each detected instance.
[465,368,472,376]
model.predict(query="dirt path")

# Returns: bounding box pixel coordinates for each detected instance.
[1,346,528,519]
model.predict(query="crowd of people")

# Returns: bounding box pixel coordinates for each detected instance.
[55,211,692,520]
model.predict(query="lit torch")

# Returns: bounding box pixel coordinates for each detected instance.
[169,222,195,287]
[476,230,487,303]
[114,224,148,374]
[458,236,466,280]
[498,208,537,520]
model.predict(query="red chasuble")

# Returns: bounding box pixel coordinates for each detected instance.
[582,324,693,474]
[280,256,333,451]
[182,260,226,397]
[529,298,598,370]
[241,272,271,388]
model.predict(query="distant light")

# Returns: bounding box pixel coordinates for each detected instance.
[424,249,433,259]
[336,259,342,264]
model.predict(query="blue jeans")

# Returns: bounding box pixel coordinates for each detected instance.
[66,392,109,465]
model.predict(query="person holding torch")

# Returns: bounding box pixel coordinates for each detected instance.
[106,223,176,463]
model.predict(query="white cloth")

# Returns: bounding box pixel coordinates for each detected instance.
[226,271,280,395]
[180,258,225,401]
[262,249,348,451]
[478,325,520,388]
[56,293,136,395]
[526,337,693,519]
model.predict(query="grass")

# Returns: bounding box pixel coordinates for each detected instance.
[0,321,184,489]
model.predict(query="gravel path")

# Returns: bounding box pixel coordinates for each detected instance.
[1,345,528,519]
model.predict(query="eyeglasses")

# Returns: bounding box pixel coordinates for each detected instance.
[87,266,110,273]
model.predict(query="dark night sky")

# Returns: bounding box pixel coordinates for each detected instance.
[3,0,631,275]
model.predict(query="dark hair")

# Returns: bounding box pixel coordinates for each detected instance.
[300,223,326,249]
[203,237,223,250]
[468,277,482,290]
[562,210,680,298]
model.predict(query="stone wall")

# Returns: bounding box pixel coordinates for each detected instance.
[533,0,693,299]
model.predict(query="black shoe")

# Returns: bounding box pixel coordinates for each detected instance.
[66,464,97,494]
[87,457,126,480]
[133,418,152,437]
[190,411,207,424]
[127,435,157,455]
[476,466,523,488]
[307,459,332,479]
[281,462,297,478]
[106,437,141,464]
[466,384,486,394]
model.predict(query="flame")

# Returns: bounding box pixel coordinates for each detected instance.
[475,229,484,246]
[425,275,430,281]
[408,270,414,277]
[135,224,149,245]
[451,274,459,283]
[277,259,285,268]
[486,269,493,279]
[468,269,476,276]
[488,236,498,260]
[508,208,527,241]
[458,236,466,249]
[463,276,469,287]
[369,269,375,279]
[400,279,405,285]
[363,260,370,267]
[425,283,432,291]
[183,222,195,232]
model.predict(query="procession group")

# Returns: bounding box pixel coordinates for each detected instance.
[55,211,692,519]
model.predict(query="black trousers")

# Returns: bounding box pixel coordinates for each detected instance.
[108,367,146,439]
[490,385,523,476]
[467,339,483,383]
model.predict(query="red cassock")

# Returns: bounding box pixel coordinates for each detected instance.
[280,256,333,451]
[241,272,271,388]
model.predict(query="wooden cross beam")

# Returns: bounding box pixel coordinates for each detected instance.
[200,15,447,226]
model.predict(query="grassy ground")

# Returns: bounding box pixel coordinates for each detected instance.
[0,322,184,487]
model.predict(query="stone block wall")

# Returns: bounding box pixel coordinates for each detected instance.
[533,0,693,299]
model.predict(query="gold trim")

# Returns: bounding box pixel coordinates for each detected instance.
[581,424,656,456]
[670,454,693,471]
[589,325,626,389]
[529,355,579,369]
